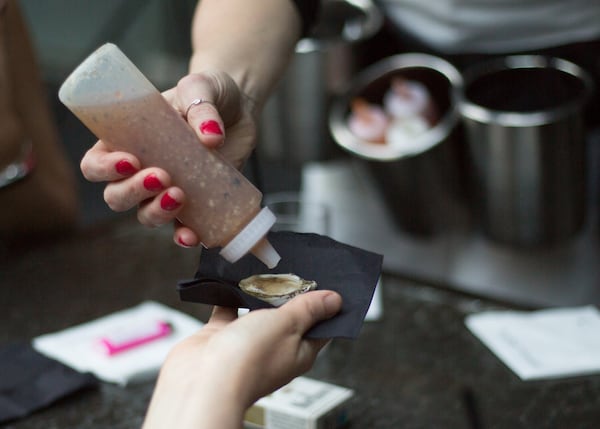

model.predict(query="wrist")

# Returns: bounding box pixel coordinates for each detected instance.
[143,352,249,429]
[189,0,302,114]
[143,378,247,429]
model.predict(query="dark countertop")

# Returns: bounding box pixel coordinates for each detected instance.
[2,215,600,429]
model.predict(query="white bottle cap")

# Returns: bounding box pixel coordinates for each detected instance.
[219,207,281,268]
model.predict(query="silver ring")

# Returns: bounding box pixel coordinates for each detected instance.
[185,98,214,118]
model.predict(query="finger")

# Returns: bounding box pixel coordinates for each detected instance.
[136,187,185,227]
[172,221,201,248]
[306,338,331,351]
[175,74,226,149]
[296,338,331,371]
[102,168,171,212]
[80,140,140,182]
[210,305,238,324]
[277,291,343,337]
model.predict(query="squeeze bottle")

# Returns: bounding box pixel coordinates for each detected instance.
[59,43,280,268]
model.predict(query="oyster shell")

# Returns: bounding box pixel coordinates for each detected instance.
[239,273,317,307]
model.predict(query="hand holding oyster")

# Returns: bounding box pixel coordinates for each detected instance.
[179,231,384,338]
[239,273,317,307]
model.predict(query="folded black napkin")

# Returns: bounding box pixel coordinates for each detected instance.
[178,231,383,339]
[0,341,98,423]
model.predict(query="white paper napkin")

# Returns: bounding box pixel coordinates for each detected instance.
[33,301,204,386]
[465,305,600,380]
[364,277,383,321]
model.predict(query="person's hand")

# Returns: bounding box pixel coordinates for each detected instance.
[79,70,258,247]
[142,290,343,429]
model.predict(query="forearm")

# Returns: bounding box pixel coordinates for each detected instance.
[143,358,248,429]
[189,0,302,110]
[143,390,245,429]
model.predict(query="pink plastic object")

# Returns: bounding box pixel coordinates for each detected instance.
[97,320,173,356]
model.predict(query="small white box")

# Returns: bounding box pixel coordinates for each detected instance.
[244,376,354,429]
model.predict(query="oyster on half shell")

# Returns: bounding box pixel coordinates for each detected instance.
[239,273,317,307]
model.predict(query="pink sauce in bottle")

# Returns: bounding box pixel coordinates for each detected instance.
[59,44,279,267]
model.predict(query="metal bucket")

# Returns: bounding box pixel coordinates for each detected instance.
[460,55,594,247]
[258,0,382,164]
[329,53,466,236]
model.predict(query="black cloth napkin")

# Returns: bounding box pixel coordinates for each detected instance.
[0,341,98,423]
[178,231,383,339]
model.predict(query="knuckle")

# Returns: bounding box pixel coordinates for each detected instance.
[103,189,124,212]
[177,73,208,91]
[299,295,321,320]
[103,181,137,212]
[136,210,157,227]
[79,157,95,180]
[138,204,172,227]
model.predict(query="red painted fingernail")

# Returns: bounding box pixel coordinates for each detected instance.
[160,193,181,211]
[115,160,138,175]
[143,174,163,191]
[199,120,223,135]
[177,236,192,248]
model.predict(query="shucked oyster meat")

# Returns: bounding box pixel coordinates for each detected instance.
[238,273,317,307]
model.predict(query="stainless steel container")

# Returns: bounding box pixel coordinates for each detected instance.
[258,0,382,163]
[460,55,594,247]
[329,53,467,236]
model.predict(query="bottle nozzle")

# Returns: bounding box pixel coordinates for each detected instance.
[251,237,281,269]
